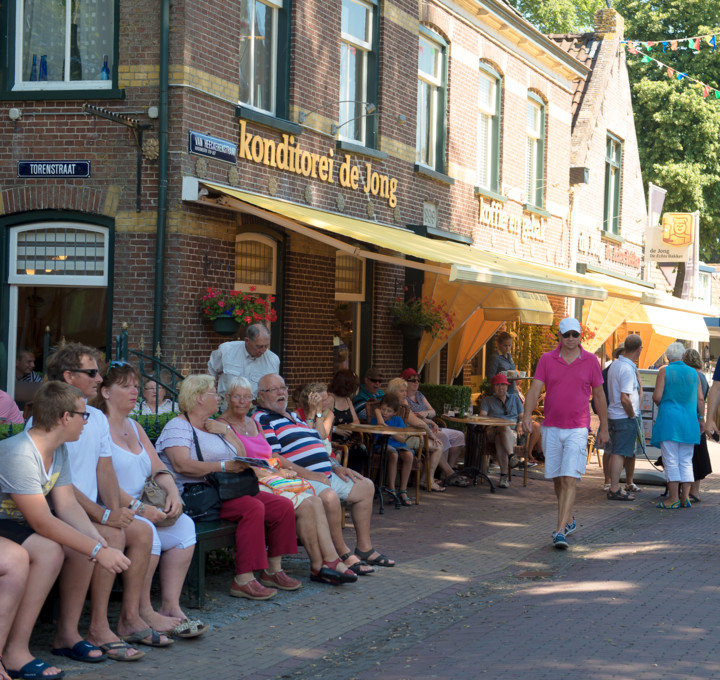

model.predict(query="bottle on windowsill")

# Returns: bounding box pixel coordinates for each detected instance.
[39,55,48,81]
[100,54,110,80]
[29,54,38,81]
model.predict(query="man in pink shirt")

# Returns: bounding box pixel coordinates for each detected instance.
[523,317,608,549]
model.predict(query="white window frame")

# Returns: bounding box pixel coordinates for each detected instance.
[604,134,622,234]
[13,0,115,92]
[334,252,366,302]
[477,66,499,190]
[525,95,544,207]
[238,0,282,115]
[339,0,373,144]
[234,233,277,294]
[416,32,444,169]
[9,223,109,286]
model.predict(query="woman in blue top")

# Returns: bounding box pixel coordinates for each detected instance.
[651,342,704,509]
[488,332,518,395]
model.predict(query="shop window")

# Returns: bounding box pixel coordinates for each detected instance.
[477,64,501,192]
[2,0,119,97]
[604,134,622,234]
[339,0,377,146]
[525,94,545,208]
[234,233,277,294]
[239,0,288,116]
[416,28,447,172]
[334,252,365,372]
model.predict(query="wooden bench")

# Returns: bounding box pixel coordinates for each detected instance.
[186,520,237,608]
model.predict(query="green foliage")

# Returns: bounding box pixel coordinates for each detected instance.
[419,383,472,419]
[507,0,605,33]
[0,423,25,441]
[129,412,180,444]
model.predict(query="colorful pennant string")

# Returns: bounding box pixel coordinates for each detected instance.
[622,32,718,53]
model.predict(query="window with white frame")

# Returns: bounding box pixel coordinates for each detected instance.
[477,65,500,191]
[525,94,545,207]
[234,233,277,294]
[416,30,445,170]
[604,134,622,234]
[12,0,115,91]
[339,0,375,145]
[334,252,365,372]
[335,252,365,302]
[238,0,282,114]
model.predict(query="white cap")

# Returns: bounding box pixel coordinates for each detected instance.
[558,317,582,335]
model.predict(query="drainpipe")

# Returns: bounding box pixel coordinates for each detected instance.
[153,0,170,354]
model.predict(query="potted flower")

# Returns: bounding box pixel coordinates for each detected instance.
[389,294,455,340]
[201,287,277,335]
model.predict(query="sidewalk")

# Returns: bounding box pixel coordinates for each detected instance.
[32,444,720,679]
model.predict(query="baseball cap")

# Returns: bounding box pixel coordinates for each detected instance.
[400,368,419,380]
[490,374,510,386]
[558,317,582,335]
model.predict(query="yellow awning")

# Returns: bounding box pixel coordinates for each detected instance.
[448,315,503,380]
[418,273,553,369]
[192,181,608,300]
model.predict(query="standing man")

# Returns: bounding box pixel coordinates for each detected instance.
[208,323,279,399]
[523,317,608,549]
[606,335,643,501]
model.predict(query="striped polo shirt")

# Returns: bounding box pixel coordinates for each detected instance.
[253,408,333,477]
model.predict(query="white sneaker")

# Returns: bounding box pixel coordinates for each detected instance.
[498,475,510,488]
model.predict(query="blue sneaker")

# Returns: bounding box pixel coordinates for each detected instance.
[552,531,568,549]
[565,518,576,536]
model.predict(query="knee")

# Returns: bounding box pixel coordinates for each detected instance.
[102,525,126,550]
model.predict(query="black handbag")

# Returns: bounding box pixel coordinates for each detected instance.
[180,416,258,521]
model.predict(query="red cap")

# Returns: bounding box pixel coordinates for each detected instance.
[490,374,510,386]
[400,368,419,380]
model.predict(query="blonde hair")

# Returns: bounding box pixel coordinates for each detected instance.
[386,378,407,395]
[177,374,215,413]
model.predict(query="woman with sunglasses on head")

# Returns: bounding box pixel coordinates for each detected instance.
[488,332,519,395]
[93,362,204,645]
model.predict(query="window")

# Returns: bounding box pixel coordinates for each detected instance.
[239,0,283,115]
[604,135,622,234]
[477,64,501,191]
[416,29,446,171]
[234,233,277,294]
[525,94,545,207]
[8,0,116,93]
[339,0,377,146]
[334,252,366,372]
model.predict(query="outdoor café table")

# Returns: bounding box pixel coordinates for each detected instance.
[442,415,517,493]
[340,422,428,514]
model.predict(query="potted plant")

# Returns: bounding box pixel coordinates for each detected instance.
[201,287,277,335]
[389,293,454,340]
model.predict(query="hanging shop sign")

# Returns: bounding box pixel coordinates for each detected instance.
[477,197,546,243]
[645,212,694,261]
[17,161,91,178]
[188,131,238,165]
[235,120,398,207]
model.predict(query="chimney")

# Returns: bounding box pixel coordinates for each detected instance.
[594,8,624,37]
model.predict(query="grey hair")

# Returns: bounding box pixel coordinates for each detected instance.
[225,375,253,396]
[246,323,270,341]
[665,342,686,362]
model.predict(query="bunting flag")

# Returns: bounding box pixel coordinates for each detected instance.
[628,48,720,101]
[711,35,717,52]
[622,32,719,53]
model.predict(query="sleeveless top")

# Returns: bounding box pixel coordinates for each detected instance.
[110,420,151,499]
[224,422,274,459]
[650,361,701,446]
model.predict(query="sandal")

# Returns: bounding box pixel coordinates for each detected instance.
[625,483,642,492]
[607,489,634,501]
[168,619,208,639]
[690,494,702,503]
[443,473,470,488]
[339,552,375,575]
[657,500,681,509]
[98,641,145,662]
[354,546,395,568]
[398,489,414,506]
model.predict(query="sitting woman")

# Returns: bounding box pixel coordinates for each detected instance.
[401,368,467,484]
[294,382,333,454]
[370,393,415,506]
[385,378,447,492]
[327,370,367,473]
[93,362,203,642]
[134,379,178,416]
[0,538,29,680]
[215,376,361,582]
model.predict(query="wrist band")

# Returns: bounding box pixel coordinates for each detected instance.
[221,460,226,472]
[129,499,141,511]
[100,508,111,525]
[138,503,146,516]
[89,541,102,560]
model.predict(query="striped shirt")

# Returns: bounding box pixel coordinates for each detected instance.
[252,408,333,477]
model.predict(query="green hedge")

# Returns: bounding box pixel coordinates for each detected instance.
[419,383,472,421]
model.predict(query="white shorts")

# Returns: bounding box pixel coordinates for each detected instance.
[135,513,196,556]
[307,470,356,502]
[542,426,589,479]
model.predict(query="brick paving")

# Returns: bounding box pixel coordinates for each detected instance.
[30,446,720,680]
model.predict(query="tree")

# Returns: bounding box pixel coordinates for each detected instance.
[507,0,605,34]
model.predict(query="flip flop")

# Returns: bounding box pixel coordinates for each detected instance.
[51,640,106,663]
[168,619,208,639]
[657,500,681,509]
[98,642,145,662]
[7,658,65,680]
[121,627,174,648]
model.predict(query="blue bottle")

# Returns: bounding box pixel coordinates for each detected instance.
[100,55,110,80]
[29,54,37,81]
[39,55,47,81]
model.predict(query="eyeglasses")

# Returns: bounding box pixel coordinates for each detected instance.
[65,368,99,378]
[230,394,253,402]
[259,386,288,394]
[68,410,91,422]
[561,331,580,339]
[406,378,420,383]
[203,391,220,399]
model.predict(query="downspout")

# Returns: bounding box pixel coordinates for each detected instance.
[153,0,170,354]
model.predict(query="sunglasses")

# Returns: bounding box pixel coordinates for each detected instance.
[368,378,382,384]
[406,378,420,383]
[66,368,99,378]
[562,331,580,339]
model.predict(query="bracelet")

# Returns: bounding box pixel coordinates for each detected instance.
[89,541,102,560]
[137,503,146,516]
[221,460,227,472]
[129,499,142,511]
[100,508,111,525]
[225,425,231,433]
